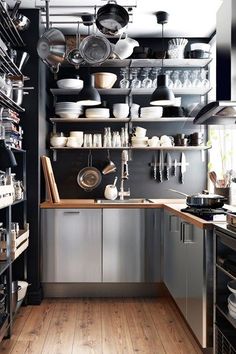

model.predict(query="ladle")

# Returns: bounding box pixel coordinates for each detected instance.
[67,22,83,69]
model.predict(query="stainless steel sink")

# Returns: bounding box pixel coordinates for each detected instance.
[95,198,153,204]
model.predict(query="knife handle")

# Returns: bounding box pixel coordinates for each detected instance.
[166,169,169,180]
[159,171,162,183]
[154,166,157,180]
[181,173,184,184]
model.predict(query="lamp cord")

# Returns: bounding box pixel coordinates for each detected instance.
[161,23,164,74]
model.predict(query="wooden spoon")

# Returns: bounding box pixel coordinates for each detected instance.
[209,171,217,186]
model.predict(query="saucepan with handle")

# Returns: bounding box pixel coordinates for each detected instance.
[77,152,102,191]
[169,189,227,208]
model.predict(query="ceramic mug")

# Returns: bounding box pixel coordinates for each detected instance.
[104,184,118,200]
[133,126,147,138]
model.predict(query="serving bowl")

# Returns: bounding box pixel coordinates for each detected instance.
[57,78,83,89]
[94,72,117,89]
[50,136,67,147]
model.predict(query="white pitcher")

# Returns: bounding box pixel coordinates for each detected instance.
[114,33,139,60]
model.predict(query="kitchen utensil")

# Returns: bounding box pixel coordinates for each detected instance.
[168,189,227,208]
[15,51,30,72]
[67,22,83,68]
[10,0,30,31]
[102,150,117,175]
[77,152,102,191]
[173,159,177,176]
[79,35,111,65]
[166,153,172,180]
[104,176,118,200]
[158,150,164,183]
[180,152,186,184]
[96,0,129,36]
[37,1,66,73]
[209,171,217,186]
[153,153,157,180]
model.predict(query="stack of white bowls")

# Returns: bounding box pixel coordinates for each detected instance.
[131,127,148,147]
[67,131,84,148]
[55,102,83,119]
[85,108,110,118]
[227,280,236,319]
[57,78,83,89]
[140,106,163,118]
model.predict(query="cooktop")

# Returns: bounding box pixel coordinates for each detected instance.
[181,207,232,221]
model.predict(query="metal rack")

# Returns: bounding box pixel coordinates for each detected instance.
[0,1,25,47]
[0,90,24,112]
[0,48,23,77]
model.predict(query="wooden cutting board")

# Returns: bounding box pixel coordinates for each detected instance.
[41,156,60,203]
[41,156,53,203]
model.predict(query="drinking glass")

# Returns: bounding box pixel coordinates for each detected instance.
[83,133,92,147]
[93,134,102,147]
[200,68,210,88]
[182,70,192,88]
[112,131,121,147]
[130,68,141,89]
[165,70,174,88]
[103,127,112,148]
[141,68,152,88]
[172,70,182,88]
[190,69,201,87]
[119,68,130,88]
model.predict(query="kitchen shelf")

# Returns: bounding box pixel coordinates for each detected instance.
[0,2,25,47]
[50,145,210,151]
[51,87,212,96]
[50,117,194,123]
[81,58,212,68]
[0,91,25,112]
[0,261,11,277]
[216,263,236,281]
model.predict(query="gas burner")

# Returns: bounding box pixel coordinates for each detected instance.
[181,207,230,221]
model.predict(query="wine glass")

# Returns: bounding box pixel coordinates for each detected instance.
[172,70,182,88]
[119,68,130,88]
[200,68,210,88]
[130,68,141,89]
[141,68,152,88]
[190,69,201,87]
[165,70,174,88]
[182,70,192,88]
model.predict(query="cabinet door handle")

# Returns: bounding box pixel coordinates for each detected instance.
[180,221,184,242]
[169,214,178,232]
[63,211,80,214]
[182,221,193,243]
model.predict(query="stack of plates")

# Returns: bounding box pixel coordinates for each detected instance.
[55,102,83,119]
[227,280,236,319]
[140,106,163,118]
[85,108,110,119]
[57,79,83,89]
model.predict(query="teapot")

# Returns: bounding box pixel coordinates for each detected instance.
[104,177,118,200]
[114,33,139,60]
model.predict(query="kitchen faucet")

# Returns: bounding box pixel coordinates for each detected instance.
[119,150,130,200]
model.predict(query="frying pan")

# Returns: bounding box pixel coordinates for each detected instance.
[96,0,129,36]
[169,189,227,208]
[77,152,102,191]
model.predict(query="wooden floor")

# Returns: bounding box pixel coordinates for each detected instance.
[0,297,202,354]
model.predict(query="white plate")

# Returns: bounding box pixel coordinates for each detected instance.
[227,280,236,295]
[228,294,236,308]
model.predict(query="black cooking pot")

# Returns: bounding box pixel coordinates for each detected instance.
[96,0,129,36]
[169,189,227,208]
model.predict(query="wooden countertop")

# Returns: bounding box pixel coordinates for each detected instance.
[40,198,229,229]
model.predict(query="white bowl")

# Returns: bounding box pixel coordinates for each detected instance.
[66,137,83,148]
[69,131,84,138]
[85,108,110,118]
[56,112,80,119]
[228,303,236,319]
[228,294,236,308]
[190,43,211,52]
[50,136,67,147]
[17,281,29,301]
[57,79,83,89]
[140,106,163,118]
[227,280,236,295]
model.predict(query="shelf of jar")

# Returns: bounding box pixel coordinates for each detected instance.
[50,117,194,123]
[50,87,212,96]
[70,58,212,68]
[50,145,210,151]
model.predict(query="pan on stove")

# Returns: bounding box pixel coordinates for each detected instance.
[77,153,102,192]
[169,189,227,208]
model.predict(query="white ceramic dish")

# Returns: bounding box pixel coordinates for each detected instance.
[227,280,236,295]
[190,43,211,52]
[228,294,236,308]
[17,281,29,302]
[69,131,84,138]
[56,112,80,119]
[94,72,117,89]
[85,108,110,118]
[228,303,236,319]
[57,79,83,89]
[50,136,67,147]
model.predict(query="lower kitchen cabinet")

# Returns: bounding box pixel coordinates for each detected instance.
[41,209,102,282]
[163,211,210,348]
[102,209,161,282]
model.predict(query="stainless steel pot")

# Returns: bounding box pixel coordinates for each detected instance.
[77,153,102,191]
[169,189,227,208]
[10,0,30,31]
[79,35,111,65]
[12,80,24,106]
[96,0,129,36]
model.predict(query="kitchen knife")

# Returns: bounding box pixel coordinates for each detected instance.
[165,153,172,180]
[159,150,164,183]
[173,159,177,176]
[153,153,157,180]
[180,152,186,184]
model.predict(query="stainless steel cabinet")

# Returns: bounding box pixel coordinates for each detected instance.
[103,209,161,282]
[41,209,102,282]
[163,211,207,347]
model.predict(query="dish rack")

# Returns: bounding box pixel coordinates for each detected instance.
[215,326,236,354]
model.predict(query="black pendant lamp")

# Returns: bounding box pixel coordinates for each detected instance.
[150,11,175,106]
[77,69,101,106]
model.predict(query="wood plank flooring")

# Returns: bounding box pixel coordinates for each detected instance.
[0,297,203,354]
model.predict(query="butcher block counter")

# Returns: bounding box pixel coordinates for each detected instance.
[40,198,224,229]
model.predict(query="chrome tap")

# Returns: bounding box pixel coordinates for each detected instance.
[119,150,130,200]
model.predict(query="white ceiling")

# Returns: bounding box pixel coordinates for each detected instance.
[7,0,223,37]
